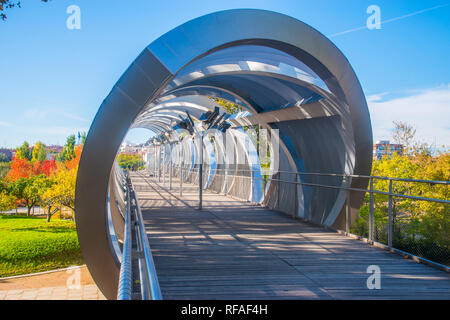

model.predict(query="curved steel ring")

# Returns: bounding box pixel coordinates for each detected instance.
[75,9,372,299]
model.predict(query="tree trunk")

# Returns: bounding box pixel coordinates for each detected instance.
[27,206,31,217]
[47,206,51,222]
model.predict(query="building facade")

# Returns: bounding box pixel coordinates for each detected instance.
[373,140,403,160]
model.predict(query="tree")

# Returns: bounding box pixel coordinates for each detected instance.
[0,162,10,179]
[210,97,242,115]
[0,190,16,212]
[392,121,415,150]
[65,145,82,170]
[40,178,57,222]
[15,141,32,161]
[6,157,32,181]
[57,135,76,162]
[80,132,87,145]
[0,0,49,20]
[117,153,144,171]
[31,141,47,162]
[6,156,56,181]
[352,151,449,264]
[392,121,433,156]
[43,169,77,220]
[0,178,16,212]
[9,175,48,216]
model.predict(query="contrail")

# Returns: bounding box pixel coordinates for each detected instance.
[329,3,449,38]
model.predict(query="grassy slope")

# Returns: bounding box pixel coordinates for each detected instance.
[0,215,83,277]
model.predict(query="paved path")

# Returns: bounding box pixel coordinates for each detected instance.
[132,172,450,300]
[0,266,105,300]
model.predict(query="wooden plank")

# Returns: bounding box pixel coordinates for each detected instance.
[131,173,450,300]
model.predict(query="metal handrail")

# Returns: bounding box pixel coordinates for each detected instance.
[184,170,449,205]
[117,186,132,300]
[132,188,162,300]
[151,163,448,269]
[207,168,450,185]
[116,171,162,300]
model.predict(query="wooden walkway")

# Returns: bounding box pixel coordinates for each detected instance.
[131,172,450,300]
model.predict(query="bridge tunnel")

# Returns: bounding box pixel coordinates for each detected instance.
[75,9,372,299]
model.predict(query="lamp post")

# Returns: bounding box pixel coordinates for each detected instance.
[173,108,231,210]
[164,131,174,191]
[179,136,184,197]
[152,137,162,182]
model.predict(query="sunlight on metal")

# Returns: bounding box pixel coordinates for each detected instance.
[75,9,372,299]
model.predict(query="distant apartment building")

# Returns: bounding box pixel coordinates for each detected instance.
[0,148,13,162]
[46,145,63,153]
[373,140,403,160]
[120,142,140,155]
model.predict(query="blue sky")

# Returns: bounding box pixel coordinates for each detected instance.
[1,0,449,148]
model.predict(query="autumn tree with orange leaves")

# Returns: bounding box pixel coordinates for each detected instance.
[1,135,83,220]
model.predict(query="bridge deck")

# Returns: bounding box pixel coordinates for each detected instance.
[131,172,450,300]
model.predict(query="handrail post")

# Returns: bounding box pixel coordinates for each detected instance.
[369,177,374,242]
[294,172,298,219]
[169,143,172,191]
[180,162,183,197]
[345,176,352,234]
[346,189,350,234]
[388,179,393,247]
[163,151,166,185]
[199,135,203,210]
[158,147,161,182]
[277,171,280,210]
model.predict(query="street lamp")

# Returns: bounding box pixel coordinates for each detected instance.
[173,108,231,210]
[152,137,162,181]
[164,130,176,191]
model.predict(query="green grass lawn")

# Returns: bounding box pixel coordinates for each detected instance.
[0,215,83,277]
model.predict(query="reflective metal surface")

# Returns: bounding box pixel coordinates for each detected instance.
[75,9,372,299]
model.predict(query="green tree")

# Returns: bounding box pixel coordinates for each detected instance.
[0,162,10,179]
[117,154,144,171]
[352,151,449,264]
[10,175,49,216]
[210,97,243,115]
[31,141,47,162]
[0,190,16,212]
[57,135,76,162]
[42,168,77,221]
[80,132,87,145]
[0,0,49,20]
[16,141,32,161]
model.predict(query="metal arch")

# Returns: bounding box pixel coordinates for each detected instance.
[75,9,372,299]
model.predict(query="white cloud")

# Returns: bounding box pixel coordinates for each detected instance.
[368,85,450,146]
[0,121,12,127]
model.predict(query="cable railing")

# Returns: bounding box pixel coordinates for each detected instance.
[116,170,162,300]
[149,163,449,270]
